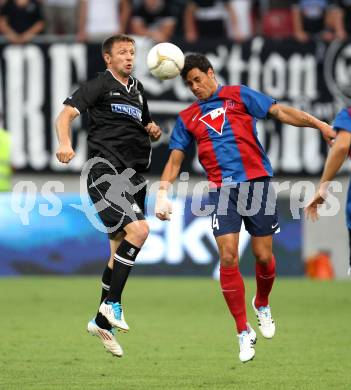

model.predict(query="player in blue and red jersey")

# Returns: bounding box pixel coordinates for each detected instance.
[155,54,335,363]
[306,107,351,275]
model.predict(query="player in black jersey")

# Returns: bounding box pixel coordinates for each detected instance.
[55,34,161,357]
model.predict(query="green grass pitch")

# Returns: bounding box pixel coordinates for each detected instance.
[1,277,351,390]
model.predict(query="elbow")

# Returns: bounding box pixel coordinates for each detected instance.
[38,21,45,33]
[55,110,68,130]
[55,113,61,128]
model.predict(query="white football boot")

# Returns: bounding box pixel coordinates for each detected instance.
[99,301,130,332]
[252,296,275,339]
[238,323,257,363]
[87,319,123,357]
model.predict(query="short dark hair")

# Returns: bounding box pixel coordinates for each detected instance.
[101,34,135,57]
[180,54,214,80]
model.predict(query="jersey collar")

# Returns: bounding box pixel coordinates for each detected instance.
[198,85,223,103]
[106,69,135,93]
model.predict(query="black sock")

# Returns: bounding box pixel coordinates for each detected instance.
[105,239,140,303]
[96,265,113,330]
[100,265,113,304]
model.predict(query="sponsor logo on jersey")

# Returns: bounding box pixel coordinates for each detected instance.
[111,104,142,121]
[192,112,200,121]
[110,91,121,96]
[199,107,226,135]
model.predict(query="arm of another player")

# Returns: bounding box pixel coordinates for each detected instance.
[55,105,79,163]
[305,130,351,221]
[156,149,185,221]
[268,103,337,145]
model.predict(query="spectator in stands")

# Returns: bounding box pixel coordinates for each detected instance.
[184,0,243,43]
[77,0,130,42]
[330,0,351,39]
[130,0,176,43]
[292,0,336,42]
[166,0,187,40]
[0,0,45,44]
[258,0,294,39]
[228,0,253,40]
[43,0,78,35]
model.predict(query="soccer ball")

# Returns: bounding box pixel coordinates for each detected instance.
[147,42,185,80]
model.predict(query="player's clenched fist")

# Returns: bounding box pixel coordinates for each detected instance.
[155,189,172,221]
[145,122,162,141]
[56,144,75,163]
[319,121,336,146]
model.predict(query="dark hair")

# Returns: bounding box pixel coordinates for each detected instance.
[101,34,135,57]
[180,54,214,80]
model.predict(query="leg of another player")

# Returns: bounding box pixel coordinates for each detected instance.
[99,220,149,330]
[216,233,256,362]
[251,235,276,338]
[216,233,247,332]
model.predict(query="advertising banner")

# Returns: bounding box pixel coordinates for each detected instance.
[0,193,302,277]
[0,37,350,176]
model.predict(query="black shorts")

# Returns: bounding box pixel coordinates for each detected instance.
[208,177,279,237]
[87,167,147,239]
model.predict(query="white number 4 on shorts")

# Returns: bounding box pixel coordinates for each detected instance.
[212,213,219,230]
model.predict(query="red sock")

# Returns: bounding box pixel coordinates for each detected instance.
[220,266,247,333]
[255,255,276,308]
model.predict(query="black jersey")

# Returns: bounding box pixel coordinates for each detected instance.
[64,70,152,172]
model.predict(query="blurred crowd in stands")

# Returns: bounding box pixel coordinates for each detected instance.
[0,0,349,44]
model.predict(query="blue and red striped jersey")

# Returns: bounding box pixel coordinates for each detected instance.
[333,107,351,160]
[169,85,275,186]
[333,108,351,134]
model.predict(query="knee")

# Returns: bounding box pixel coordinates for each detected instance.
[136,222,149,243]
[128,221,149,245]
[134,221,150,244]
[220,247,239,268]
[254,250,273,265]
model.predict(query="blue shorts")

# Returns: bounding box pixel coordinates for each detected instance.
[208,177,279,237]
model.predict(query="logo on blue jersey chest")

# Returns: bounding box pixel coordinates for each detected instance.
[195,99,236,135]
[199,107,227,135]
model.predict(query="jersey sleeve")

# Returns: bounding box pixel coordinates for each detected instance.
[240,85,276,119]
[333,108,351,133]
[141,97,152,126]
[63,77,104,114]
[137,80,152,126]
[169,116,193,152]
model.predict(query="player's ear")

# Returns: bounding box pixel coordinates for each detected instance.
[104,53,111,66]
[208,68,215,79]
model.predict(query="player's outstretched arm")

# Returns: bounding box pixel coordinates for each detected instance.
[268,103,336,145]
[305,130,351,221]
[156,149,185,221]
[55,105,79,164]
